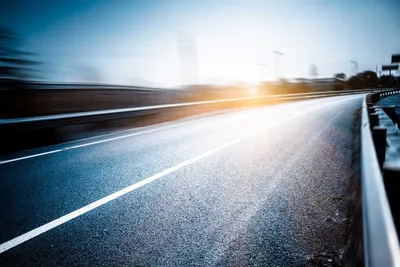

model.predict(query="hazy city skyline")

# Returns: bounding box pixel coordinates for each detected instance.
[1,0,399,87]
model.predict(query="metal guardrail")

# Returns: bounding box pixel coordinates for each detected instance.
[0,88,384,127]
[362,88,400,267]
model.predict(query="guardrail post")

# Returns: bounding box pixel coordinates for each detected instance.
[368,107,376,114]
[381,106,398,124]
[383,162,400,233]
[371,93,380,102]
[372,126,387,169]
[370,113,379,128]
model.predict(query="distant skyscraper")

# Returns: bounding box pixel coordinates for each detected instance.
[178,31,198,85]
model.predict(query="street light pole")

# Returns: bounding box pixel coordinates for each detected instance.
[258,63,268,83]
[350,60,358,76]
[273,51,284,82]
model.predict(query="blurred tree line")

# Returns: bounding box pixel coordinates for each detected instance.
[258,70,399,95]
[346,71,398,89]
[0,26,38,89]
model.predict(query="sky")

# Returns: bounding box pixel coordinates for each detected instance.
[1,0,399,87]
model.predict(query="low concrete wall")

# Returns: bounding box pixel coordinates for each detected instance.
[0,88,179,118]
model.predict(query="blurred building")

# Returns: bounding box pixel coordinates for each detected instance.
[178,31,198,86]
[293,78,336,91]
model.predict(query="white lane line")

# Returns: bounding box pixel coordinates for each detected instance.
[0,96,341,165]
[0,150,63,164]
[0,139,239,254]
[239,96,358,139]
[0,95,360,254]
[0,121,197,165]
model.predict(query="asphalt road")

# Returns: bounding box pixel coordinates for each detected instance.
[0,95,363,266]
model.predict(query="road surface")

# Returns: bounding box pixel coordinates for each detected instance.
[0,95,362,266]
